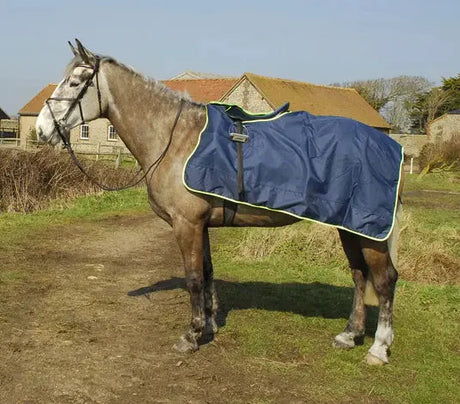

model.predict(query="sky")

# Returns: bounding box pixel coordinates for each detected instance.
[1,0,459,116]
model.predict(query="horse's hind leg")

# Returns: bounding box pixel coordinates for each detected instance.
[361,239,398,365]
[172,218,206,353]
[334,230,367,349]
[203,228,218,335]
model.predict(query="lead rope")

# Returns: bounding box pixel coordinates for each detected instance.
[63,99,184,192]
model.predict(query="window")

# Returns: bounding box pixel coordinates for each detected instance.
[108,125,118,141]
[80,124,89,139]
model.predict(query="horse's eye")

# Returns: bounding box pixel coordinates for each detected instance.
[69,80,80,88]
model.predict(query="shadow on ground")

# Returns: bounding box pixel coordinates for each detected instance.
[128,277,378,340]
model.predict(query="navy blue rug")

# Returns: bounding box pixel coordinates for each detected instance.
[183,103,403,240]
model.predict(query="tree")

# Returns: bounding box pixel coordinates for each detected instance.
[348,79,391,110]
[440,73,460,113]
[409,73,460,133]
[335,76,432,132]
[410,88,452,133]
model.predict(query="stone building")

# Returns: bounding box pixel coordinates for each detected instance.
[0,107,19,142]
[163,77,237,103]
[220,73,391,133]
[427,110,460,143]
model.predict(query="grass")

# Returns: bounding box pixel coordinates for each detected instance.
[0,173,458,402]
[405,171,460,192]
[210,250,459,403]
[209,172,459,402]
[0,187,149,246]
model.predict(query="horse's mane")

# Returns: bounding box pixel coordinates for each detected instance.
[65,54,200,106]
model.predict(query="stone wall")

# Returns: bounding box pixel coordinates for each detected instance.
[428,114,460,143]
[221,78,273,112]
[19,115,37,144]
[389,134,427,157]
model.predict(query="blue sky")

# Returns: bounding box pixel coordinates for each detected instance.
[1,0,459,115]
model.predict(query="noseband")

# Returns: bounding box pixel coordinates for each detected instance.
[46,56,102,148]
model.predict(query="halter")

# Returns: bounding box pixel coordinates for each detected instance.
[45,56,184,192]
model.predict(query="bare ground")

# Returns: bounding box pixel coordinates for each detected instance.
[0,213,323,404]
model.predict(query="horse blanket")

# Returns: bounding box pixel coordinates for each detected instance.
[183,103,403,240]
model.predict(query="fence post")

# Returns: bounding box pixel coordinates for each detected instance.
[410,157,414,174]
[116,148,121,168]
[96,142,100,161]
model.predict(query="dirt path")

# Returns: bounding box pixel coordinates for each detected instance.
[1,214,298,404]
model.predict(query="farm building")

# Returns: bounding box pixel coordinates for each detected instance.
[17,71,391,152]
[220,73,391,133]
[168,70,233,80]
[0,107,19,142]
[163,78,237,103]
[0,107,9,120]
[427,110,460,143]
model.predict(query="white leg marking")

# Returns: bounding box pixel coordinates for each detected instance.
[368,323,393,364]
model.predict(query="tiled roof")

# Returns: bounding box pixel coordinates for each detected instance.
[226,73,390,129]
[163,78,237,103]
[169,71,231,80]
[19,84,57,116]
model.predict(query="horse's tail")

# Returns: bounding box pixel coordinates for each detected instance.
[364,200,402,306]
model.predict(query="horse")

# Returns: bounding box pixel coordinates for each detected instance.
[36,40,403,365]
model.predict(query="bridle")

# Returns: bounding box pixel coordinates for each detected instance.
[46,56,103,149]
[45,55,184,192]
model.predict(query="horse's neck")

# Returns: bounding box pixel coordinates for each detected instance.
[102,63,200,166]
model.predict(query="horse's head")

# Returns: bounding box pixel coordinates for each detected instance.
[36,39,107,146]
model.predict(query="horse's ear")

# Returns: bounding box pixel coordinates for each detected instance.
[75,38,95,64]
[68,41,78,56]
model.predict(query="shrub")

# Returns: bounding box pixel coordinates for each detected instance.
[0,147,138,212]
[418,136,460,173]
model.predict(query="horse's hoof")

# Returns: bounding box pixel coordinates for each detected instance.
[333,334,355,349]
[365,352,387,366]
[173,336,198,353]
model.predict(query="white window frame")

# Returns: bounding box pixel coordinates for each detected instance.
[107,125,118,141]
[80,124,89,139]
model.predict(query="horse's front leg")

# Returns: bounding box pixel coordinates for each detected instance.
[334,268,367,348]
[172,218,205,353]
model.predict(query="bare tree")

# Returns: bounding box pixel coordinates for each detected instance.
[334,76,432,132]
[425,87,452,122]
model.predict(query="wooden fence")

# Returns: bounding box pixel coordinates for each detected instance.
[0,139,137,168]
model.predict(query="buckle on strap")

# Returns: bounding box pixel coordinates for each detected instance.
[230,132,249,143]
[229,121,249,143]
